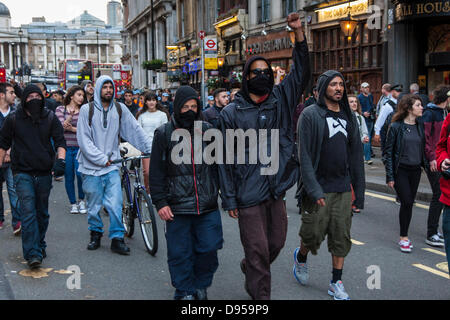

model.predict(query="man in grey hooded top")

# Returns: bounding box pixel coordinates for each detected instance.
[77,75,151,255]
[293,70,365,300]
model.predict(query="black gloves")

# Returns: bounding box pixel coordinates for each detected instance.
[53,159,66,177]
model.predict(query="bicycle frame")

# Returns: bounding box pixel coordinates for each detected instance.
[120,160,147,222]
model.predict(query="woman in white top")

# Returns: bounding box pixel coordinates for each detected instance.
[348,95,369,213]
[137,92,169,193]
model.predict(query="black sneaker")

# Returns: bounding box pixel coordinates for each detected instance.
[41,248,47,259]
[87,231,102,250]
[426,234,444,247]
[111,238,130,255]
[195,288,208,300]
[27,257,42,270]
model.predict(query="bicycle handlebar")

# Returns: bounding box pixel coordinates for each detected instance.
[110,153,151,165]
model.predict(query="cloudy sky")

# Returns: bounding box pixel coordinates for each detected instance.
[2,0,111,27]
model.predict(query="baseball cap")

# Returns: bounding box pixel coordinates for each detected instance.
[391,84,403,92]
[208,96,214,101]
[162,93,169,97]
[361,82,370,88]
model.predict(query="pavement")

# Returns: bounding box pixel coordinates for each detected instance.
[365,147,432,202]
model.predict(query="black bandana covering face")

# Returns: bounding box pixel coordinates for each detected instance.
[178,110,197,129]
[25,99,42,123]
[248,74,273,96]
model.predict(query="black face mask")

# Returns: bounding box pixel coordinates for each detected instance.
[178,110,197,129]
[25,99,42,122]
[248,74,273,96]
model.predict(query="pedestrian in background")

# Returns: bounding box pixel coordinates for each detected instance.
[136,92,169,194]
[358,82,375,165]
[0,83,21,235]
[423,85,450,247]
[0,84,66,269]
[384,94,426,253]
[149,86,223,300]
[55,85,87,215]
[203,88,229,128]
[295,71,365,300]
[123,89,140,118]
[81,80,94,104]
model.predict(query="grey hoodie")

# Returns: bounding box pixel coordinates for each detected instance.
[297,70,365,209]
[77,75,151,176]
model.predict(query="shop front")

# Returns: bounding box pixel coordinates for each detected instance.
[391,0,450,92]
[305,0,384,102]
[245,30,296,81]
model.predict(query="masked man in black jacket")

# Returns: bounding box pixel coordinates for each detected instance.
[218,13,310,300]
[149,86,223,300]
[0,85,66,270]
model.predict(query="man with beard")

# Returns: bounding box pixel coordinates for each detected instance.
[81,80,95,104]
[76,76,151,255]
[218,13,310,300]
[149,86,223,300]
[203,88,229,128]
[0,84,66,269]
[294,71,365,300]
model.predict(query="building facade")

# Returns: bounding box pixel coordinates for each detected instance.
[0,2,123,78]
[122,0,178,89]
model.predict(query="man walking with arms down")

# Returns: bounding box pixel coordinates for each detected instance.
[294,71,365,300]
[0,85,66,269]
[218,13,310,300]
[77,76,152,255]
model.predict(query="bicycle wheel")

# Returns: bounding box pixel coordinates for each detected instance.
[122,176,135,237]
[137,189,158,256]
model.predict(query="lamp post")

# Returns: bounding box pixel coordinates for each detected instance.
[96,29,101,78]
[63,34,67,60]
[339,0,358,41]
[11,42,15,80]
[18,28,23,77]
[53,30,57,74]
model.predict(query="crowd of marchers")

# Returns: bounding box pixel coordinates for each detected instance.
[0,12,449,301]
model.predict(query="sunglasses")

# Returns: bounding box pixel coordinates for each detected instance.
[250,68,272,76]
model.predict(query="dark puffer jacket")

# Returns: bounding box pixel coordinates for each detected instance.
[149,86,219,215]
[384,120,427,183]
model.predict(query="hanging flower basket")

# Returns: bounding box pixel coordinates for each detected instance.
[142,59,165,71]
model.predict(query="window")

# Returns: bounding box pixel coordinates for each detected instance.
[180,0,185,38]
[258,0,270,24]
[282,0,296,17]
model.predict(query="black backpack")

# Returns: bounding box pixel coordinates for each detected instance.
[380,99,397,148]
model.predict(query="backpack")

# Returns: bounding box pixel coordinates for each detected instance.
[380,99,397,149]
[88,101,122,140]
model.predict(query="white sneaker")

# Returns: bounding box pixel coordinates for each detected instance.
[70,204,79,214]
[78,201,87,214]
[328,281,350,300]
[426,234,444,247]
[399,239,412,253]
[437,232,445,243]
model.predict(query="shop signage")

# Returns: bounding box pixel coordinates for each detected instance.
[205,58,218,70]
[316,0,368,23]
[247,37,294,55]
[395,1,450,21]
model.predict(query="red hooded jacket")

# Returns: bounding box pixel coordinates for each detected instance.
[436,113,450,206]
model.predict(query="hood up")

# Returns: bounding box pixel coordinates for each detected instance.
[315,70,352,119]
[93,75,116,111]
[240,55,275,105]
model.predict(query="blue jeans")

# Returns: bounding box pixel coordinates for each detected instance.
[13,173,52,261]
[364,118,374,161]
[81,170,124,239]
[165,210,223,299]
[0,166,20,227]
[65,147,85,204]
[443,206,450,275]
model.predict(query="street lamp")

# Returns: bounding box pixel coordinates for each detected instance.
[18,28,23,73]
[11,42,15,80]
[63,34,67,60]
[96,29,101,78]
[53,30,57,74]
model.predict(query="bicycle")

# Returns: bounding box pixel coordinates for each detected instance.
[111,149,158,256]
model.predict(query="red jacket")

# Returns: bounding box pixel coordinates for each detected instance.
[436,113,450,206]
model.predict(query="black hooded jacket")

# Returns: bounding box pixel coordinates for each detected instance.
[0,85,66,176]
[149,86,219,215]
[296,70,365,208]
[218,39,310,210]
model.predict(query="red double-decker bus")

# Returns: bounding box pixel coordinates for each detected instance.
[58,59,94,90]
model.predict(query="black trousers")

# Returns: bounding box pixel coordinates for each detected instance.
[394,164,422,237]
[425,167,443,237]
